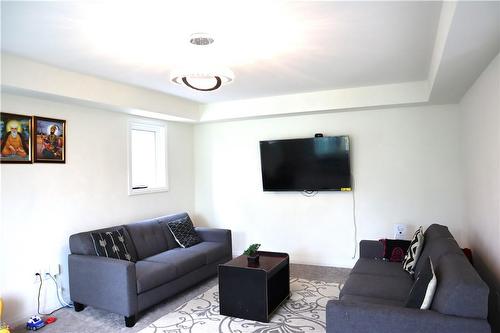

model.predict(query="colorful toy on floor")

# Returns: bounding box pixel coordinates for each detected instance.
[0,323,9,332]
[26,316,45,331]
[0,323,9,333]
[0,298,11,333]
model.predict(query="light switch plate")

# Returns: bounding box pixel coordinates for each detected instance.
[394,224,408,240]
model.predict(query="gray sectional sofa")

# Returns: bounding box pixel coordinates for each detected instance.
[68,212,232,327]
[327,224,490,333]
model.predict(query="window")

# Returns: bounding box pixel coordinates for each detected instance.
[128,121,167,195]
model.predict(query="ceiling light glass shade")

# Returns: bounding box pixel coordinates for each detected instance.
[170,65,234,91]
[170,33,234,91]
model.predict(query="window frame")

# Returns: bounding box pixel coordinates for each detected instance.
[127,119,168,196]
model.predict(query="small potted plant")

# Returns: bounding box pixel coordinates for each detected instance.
[243,243,261,264]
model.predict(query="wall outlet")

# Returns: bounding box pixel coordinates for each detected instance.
[394,224,408,240]
[33,264,59,283]
[33,270,45,283]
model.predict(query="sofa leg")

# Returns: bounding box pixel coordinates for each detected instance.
[125,315,136,327]
[74,302,86,312]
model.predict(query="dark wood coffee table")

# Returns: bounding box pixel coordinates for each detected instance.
[218,251,290,322]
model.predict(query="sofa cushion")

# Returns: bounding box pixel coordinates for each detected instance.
[157,213,192,249]
[90,228,137,262]
[351,258,409,279]
[135,260,177,294]
[183,241,227,264]
[405,257,437,310]
[414,237,463,276]
[166,215,201,248]
[402,226,424,275]
[380,239,410,262]
[341,294,404,307]
[341,273,413,302]
[431,254,489,319]
[125,219,169,260]
[424,224,453,241]
[69,225,138,260]
[143,247,205,276]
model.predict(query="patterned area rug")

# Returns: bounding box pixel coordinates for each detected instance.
[139,277,341,333]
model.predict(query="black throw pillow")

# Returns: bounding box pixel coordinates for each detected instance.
[380,239,411,262]
[405,257,437,309]
[167,215,201,248]
[90,228,136,262]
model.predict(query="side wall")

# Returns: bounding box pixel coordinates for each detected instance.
[194,104,465,268]
[460,52,500,331]
[0,93,195,324]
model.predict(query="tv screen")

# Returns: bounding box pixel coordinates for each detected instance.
[259,136,351,191]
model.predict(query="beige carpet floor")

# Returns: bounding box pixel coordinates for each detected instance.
[12,264,350,333]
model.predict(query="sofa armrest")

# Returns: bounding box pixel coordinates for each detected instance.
[359,240,383,259]
[326,300,490,333]
[195,227,231,243]
[195,227,232,257]
[68,254,137,316]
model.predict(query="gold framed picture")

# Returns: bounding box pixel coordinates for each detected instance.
[0,112,32,163]
[33,116,66,163]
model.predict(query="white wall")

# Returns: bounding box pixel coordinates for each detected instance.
[460,51,500,278]
[0,93,195,324]
[194,104,465,268]
[460,53,500,329]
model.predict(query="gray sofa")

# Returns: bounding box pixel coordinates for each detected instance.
[327,224,490,333]
[68,212,232,327]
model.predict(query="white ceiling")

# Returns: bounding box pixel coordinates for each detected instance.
[1,1,443,103]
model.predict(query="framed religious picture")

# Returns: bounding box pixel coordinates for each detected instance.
[0,112,33,163]
[33,116,66,163]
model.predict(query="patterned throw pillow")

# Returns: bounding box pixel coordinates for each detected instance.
[405,257,437,309]
[380,239,411,262]
[167,216,201,248]
[402,226,424,274]
[91,229,136,262]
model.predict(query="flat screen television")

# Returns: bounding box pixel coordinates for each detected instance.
[259,136,351,191]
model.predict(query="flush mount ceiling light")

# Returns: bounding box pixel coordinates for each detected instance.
[170,33,234,91]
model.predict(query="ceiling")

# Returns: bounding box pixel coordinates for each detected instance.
[1,1,443,103]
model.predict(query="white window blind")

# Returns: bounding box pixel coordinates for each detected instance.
[128,121,167,195]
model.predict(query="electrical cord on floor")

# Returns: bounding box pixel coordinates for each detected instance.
[36,273,69,316]
[47,273,73,308]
